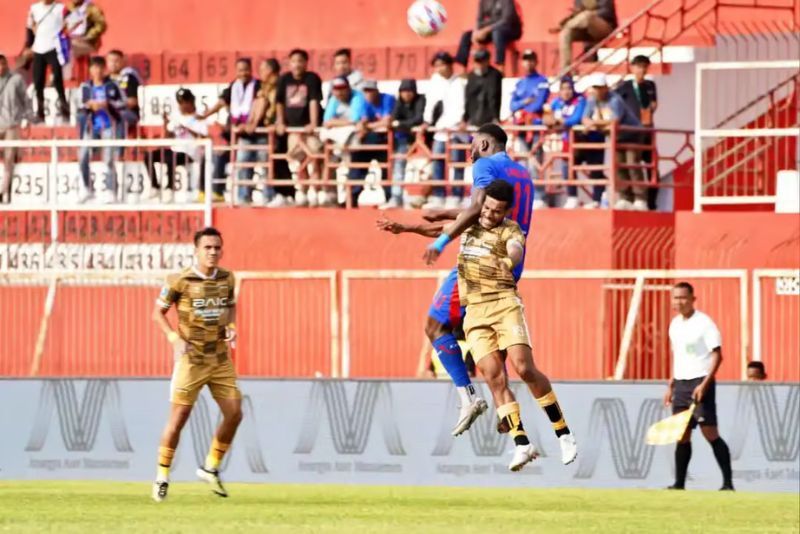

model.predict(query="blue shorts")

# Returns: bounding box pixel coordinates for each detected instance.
[428,268,465,328]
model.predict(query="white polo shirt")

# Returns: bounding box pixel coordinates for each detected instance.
[27,2,66,55]
[669,310,722,380]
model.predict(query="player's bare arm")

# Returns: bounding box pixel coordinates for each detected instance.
[376,216,446,237]
[422,207,462,222]
[423,188,486,265]
[152,302,184,353]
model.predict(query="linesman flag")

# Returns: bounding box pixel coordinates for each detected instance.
[645,404,696,445]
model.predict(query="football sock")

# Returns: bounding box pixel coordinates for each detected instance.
[710,437,733,487]
[674,441,692,488]
[535,390,571,437]
[205,437,230,470]
[457,384,477,406]
[156,446,175,481]
[432,333,472,390]
[497,402,529,446]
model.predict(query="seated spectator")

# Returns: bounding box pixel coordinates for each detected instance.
[76,55,123,204]
[455,0,522,73]
[543,77,586,209]
[106,49,141,136]
[202,58,261,203]
[27,0,70,122]
[333,48,364,90]
[65,0,106,75]
[582,73,644,210]
[746,361,767,381]
[555,0,617,71]
[145,89,207,202]
[0,54,29,204]
[384,79,426,209]
[422,51,467,209]
[275,49,324,207]
[359,80,395,205]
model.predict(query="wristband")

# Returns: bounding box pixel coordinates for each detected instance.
[167,331,179,343]
[430,234,451,253]
[501,257,514,270]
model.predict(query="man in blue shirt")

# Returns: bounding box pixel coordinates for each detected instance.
[358,80,396,204]
[544,77,588,208]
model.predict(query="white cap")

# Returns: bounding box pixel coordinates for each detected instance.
[587,72,608,87]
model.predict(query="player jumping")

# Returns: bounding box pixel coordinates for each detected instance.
[151,227,243,502]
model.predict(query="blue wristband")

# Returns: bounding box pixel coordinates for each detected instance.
[430,234,451,253]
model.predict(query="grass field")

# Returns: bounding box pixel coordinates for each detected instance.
[0,482,798,533]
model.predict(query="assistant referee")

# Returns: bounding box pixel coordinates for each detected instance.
[664,282,734,491]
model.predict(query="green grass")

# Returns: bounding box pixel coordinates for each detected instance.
[0,482,797,533]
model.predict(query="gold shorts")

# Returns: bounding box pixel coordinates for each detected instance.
[170,353,241,405]
[463,296,531,363]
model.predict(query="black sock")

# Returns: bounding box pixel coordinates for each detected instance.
[674,441,692,488]
[710,437,733,487]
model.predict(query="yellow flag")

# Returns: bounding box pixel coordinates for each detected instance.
[645,404,696,445]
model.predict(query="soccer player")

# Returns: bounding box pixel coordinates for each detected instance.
[151,227,242,502]
[664,282,734,490]
[453,179,577,470]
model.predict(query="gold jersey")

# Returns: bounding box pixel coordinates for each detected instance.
[457,219,525,306]
[157,267,236,361]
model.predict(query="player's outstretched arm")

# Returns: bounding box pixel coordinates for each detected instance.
[422,207,462,222]
[423,189,486,265]
[376,216,446,238]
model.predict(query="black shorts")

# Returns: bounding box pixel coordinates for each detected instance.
[672,377,718,428]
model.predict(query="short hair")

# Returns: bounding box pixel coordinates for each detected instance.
[107,49,124,58]
[674,281,694,295]
[289,48,309,61]
[631,54,651,66]
[334,48,352,59]
[194,227,223,246]
[0,54,8,62]
[89,56,106,68]
[236,57,252,68]
[747,361,766,373]
[484,179,515,206]
[477,123,508,148]
[262,57,280,74]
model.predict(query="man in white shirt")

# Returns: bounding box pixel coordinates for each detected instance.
[665,282,734,491]
[27,0,70,122]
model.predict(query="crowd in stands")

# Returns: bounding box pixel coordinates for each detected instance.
[0,0,665,211]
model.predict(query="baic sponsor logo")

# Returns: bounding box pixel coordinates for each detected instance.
[729,384,799,462]
[575,398,666,480]
[294,381,406,456]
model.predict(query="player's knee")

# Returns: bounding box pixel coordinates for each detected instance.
[424,319,446,342]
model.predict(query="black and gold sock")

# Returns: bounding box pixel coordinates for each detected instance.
[536,390,571,437]
[497,402,529,446]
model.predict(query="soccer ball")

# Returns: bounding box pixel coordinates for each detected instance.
[407,0,448,37]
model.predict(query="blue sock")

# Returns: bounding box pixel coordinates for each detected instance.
[432,333,471,387]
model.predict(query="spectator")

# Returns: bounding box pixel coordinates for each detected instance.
[422,51,467,209]
[543,77,587,209]
[555,0,618,71]
[203,58,261,203]
[746,361,767,381]
[76,55,123,204]
[65,0,106,69]
[145,88,208,202]
[27,0,70,122]
[275,49,325,207]
[106,49,141,135]
[582,73,644,210]
[333,48,364,90]
[455,0,523,73]
[0,54,29,204]
[383,79,426,209]
[359,80,396,206]
[464,49,502,127]
[509,49,549,195]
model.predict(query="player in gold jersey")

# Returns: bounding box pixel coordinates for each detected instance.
[457,180,578,471]
[151,227,242,502]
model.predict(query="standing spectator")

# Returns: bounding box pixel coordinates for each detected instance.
[581,73,644,210]
[464,49,502,127]
[322,77,368,205]
[145,88,208,202]
[455,0,523,73]
[359,80,395,205]
[27,0,70,122]
[664,282,734,491]
[333,48,364,90]
[107,49,141,134]
[383,79,426,208]
[543,77,586,209]
[746,361,767,381]
[65,0,106,70]
[76,55,123,204]
[555,0,618,71]
[275,49,324,207]
[203,58,261,203]
[0,54,29,204]
[422,51,467,208]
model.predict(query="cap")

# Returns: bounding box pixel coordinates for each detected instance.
[430,50,454,66]
[587,72,608,87]
[175,88,195,101]
[521,49,537,61]
[362,80,378,91]
[331,77,350,89]
[398,78,417,92]
[473,49,490,62]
